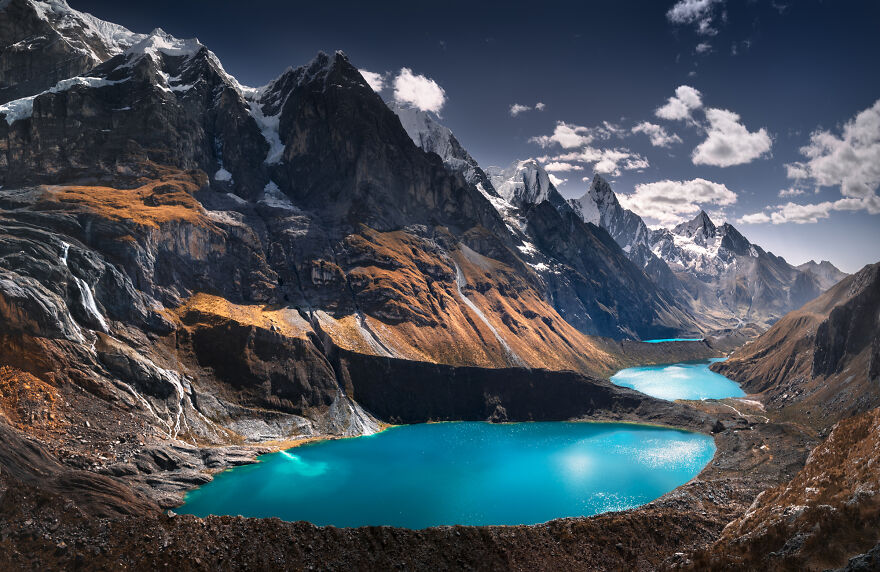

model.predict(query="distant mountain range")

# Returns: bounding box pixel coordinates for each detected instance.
[390,103,846,332]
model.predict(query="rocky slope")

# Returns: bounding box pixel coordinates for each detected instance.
[684,406,880,571]
[712,261,880,430]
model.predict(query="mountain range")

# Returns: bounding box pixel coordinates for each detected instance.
[391,102,845,333]
[0,1,875,570]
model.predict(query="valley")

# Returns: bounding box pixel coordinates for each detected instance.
[0,0,878,570]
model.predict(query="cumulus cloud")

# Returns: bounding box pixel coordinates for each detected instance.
[532,121,646,177]
[393,68,446,113]
[786,98,880,199]
[530,122,594,148]
[543,161,581,172]
[359,69,386,92]
[743,99,880,225]
[738,212,771,224]
[541,146,649,177]
[655,85,703,121]
[510,102,546,117]
[691,108,772,166]
[778,187,805,198]
[631,121,683,147]
[740,195,880,225]
[667,0,723,35]
[616,178,737,226]
[548,174,567,187]
[695,42,712,54]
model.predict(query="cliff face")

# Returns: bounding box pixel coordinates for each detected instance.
[0,0,145,104]
[713,262,880,429]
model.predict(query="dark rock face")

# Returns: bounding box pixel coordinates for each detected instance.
[0,34,268,192]
[262,53,504,234]
[525,200,695,339]
[332,347,712,429]
[812,263,880,377]
[0,0,142,104]
[181,310,341,415]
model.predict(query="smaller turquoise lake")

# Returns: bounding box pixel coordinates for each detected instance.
[611,358,745,401]
[178,422,715,528]
[641,338,704,343]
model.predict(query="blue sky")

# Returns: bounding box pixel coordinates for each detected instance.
[76,0,880,272]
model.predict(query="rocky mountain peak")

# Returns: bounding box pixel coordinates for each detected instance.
[589,174,615,202]
[796,259,849,290]
[674,210,717,239]
[125,28,203,60]
[489,159,560,209]
[0,0,146,103]
[388,101,498,196]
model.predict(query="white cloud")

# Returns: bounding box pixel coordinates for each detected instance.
[695,42,712,54]
[778,187,805,198]
[548,174,567,187]
[530,122,594,148]
[741,195,880,225]
[655,85,703,121]
[632,121,683,147]
[667,0,723,35]
[509,102,546,117]
[531,121,646,176]
[599,121,625,138]
[359,69,386,92]
[392,68,446,113]
[543,161,581,172]
[786,98,880,199]
[617,178,737,226]
[739,212,771,224]
[691,108,772,166]
[542,146,649,177]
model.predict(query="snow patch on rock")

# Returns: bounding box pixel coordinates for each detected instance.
[0,76,125,124]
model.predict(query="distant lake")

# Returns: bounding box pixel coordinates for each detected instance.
[611,358,745,401]
[178,421,715,528]
[641,338,704,343]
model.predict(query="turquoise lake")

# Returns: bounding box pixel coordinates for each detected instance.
[641,338,704,343]
[611,358,745,401]
[178,421,716,528]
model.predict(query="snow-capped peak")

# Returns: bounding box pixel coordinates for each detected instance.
[570,174,621,226]
[25,0,146,63]
[489,159,557,208]
[124,28,203,61]
[673,210,717,240]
